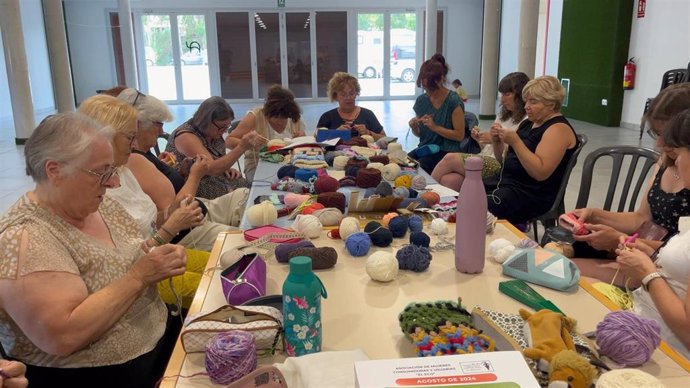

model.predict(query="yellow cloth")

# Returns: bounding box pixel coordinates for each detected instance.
[157,249,210,308]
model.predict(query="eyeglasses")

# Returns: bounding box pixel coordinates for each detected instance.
[212,120,233,132]
[647,128,662,140]
[79,166,118,185]
[338,91,358,98]
[132,90,146,106]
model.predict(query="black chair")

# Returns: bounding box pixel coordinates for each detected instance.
[639,66,689,139]
[575,145,660,212]
[153,132,169,156]
[529,134,588,241]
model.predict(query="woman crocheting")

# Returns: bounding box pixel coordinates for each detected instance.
[614,108,690,359]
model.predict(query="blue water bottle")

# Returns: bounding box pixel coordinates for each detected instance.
[282,256,327,356]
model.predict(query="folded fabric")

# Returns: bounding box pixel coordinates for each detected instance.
[502,248,580,291]
[274,349,370,388]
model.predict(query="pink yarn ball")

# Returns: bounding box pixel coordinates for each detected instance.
[284,193,310,208]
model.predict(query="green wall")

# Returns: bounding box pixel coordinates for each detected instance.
[558,0,634,126]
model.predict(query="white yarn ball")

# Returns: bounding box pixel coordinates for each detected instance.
[429,218,448,236]
[366,162,385,172]
[381,163,402,181]
[361,135,375,143]
[596,369,665,388]
[339,217,360,240]
[387,143,403,153]
[488,238,516,263]
[292,214,322,239]
[366,251,398,282]
[246,201,277,227]
[333,155,349,170]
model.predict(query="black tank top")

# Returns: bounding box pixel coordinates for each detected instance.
[131,150,185,193]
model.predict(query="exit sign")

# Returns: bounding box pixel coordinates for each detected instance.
[278,0,285,7]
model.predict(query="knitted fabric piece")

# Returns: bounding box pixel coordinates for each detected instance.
[271,177,310,194]
[398,300,473,335]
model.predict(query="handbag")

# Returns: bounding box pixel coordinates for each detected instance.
[502,247,581,291]
[181,304,283,353]
[220,253,267,305]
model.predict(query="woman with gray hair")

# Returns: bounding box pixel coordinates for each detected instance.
[166,96,261,199]
[0,112,186,387]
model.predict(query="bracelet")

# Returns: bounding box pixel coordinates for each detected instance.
[151,232,167,246]
[160,226,177,238]
[641,272,664,292]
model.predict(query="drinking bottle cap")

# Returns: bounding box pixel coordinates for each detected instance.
[289,256,313,275]
[465,156,483,171]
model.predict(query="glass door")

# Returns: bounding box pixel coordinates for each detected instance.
[177,14,210,100]
[255,12,281,99]
[141,14,176,100]
[286,12,312,98]
[216,12,252,99]
[357,13,384,97]
[389,12,417,97]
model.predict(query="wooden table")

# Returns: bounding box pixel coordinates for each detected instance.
[161,222,690,387]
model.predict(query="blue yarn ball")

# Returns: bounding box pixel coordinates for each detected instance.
[388,216,409,238]
[396,245,433,272]
[408,215,424,232]
[324,151,338,167]
[374,181,393,197]
[295,168,318,182]
[277,165,299,179]
[345,232,372,257]
[364,221,393,247]
[410,231,430,248]
[408,188,419,198]
[393,186,410,199]
[345,165,361,178]
[363,188,376,198]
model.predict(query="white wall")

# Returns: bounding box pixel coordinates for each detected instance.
[0,0,55,127]
[621,0,690,128]
[498,0,520,81]
[534,0,563,77]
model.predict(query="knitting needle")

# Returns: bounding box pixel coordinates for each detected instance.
[623,232,639,251]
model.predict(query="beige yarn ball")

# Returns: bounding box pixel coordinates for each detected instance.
[312,208,344,226]
[339,217,360,240]
[387,143,403,153]
[381,163,402,181]
[544,241,575,258]
[430,218,448,235]
[366,251,398,282]
[361,135,375,143]
[292,214,323,239]
[596,369,665,388]
[333,155,349,170]
[366,162,385,172]
[246,201,278,227]
[351,146,377,158]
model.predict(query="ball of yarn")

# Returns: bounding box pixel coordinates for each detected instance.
[311,207,344,226]
[288,247,338,269]
[487,238,516,264]
[517,238,540,249]
[362,188,375,198]
[361,135,375,144]
[346,158,368,169]
[275,240,316,263]
[396,244,433,272]
[366,251,398,282]
[301,202,325,215]
[292,214,323,239]
[366,162,385,172]
[408,215,424,232]
[205,331,257,385]
[388,216,409,238]
[356,168,383,188]
[345,165,361,178]
[408,188,419,198]
[339,217,361,240]
[333,155,349,170]
[395,175,412,188]
[374,181,393,197]
[246,201,277,227]
[324,151,338,167]
[316,192,346,213]
[393,186,410,199]
[419,191,440,207]
[596,369,665,388]
[338,176,356,187]
[314,175,340,194]
[387,143,403,153]
[596,310,661,367]
[381,163,402,181]
[284,193,310,208]
[430,218,448,235]
[411,175,427,190]
[544,241,575,258]
[410,231,431,248]
[370,155,390,165]
[375,138,390,149]
[381,212,399,227]
[345,232,372,257]
[277,164,299,179]
[365,221,393,247]
[295,168,318,182]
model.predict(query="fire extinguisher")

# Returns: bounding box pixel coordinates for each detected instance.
[624,57,636,90]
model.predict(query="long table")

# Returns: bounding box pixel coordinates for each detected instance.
[161,222,690,387]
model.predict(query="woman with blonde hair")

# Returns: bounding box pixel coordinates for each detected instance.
[316,72,386,140]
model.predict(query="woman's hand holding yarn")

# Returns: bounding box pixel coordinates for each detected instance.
[615,245,657,283]
[167,196,203,231]
[130,244,187,286]
[189,154,211,177]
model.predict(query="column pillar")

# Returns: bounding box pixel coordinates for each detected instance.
[43,0,75,112]
[517,0,539,79]
[118,0,138,88]
[424,0,437,59]
[479,0,501,120]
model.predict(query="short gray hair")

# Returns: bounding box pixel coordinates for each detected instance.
[25,112,115,183]
[117,88,173,128]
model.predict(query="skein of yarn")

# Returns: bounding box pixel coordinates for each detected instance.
[394,175,412,188]
[284,193,311,208]
[356,168,383,188]
[333,155,349,170]
[393,186,410,199]
[388,216,410,238]
[596,310,661,367]
[430,218,448,235]
[365,221,393,247]
[410,231,431,248]
[275,240,316,263]
[396,244,433,272]
[314,175,340,194]
[408,215,424,232]
[345,232,372,257]
[366,251,398,282]
[246,201,278,227]
[382,212,399,227]
[387,143,403,153]
[596,369,665,388]
[205,331,257,385]
[411,175,427,190]
[294,168,318,182]
[420,191,441,207]
[339,217,361,240]
[369,155,390,165]
[292,215,323,239]
[288,247,338,269]
[311,208,344,226]
[487,238,515,264]
[374,181,394,197]
[277,165,299,179]
[366,162,385,172]
[316,192,347,213]
[381,163,402,181]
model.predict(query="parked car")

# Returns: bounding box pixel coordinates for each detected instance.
[390,45,416,83]
[181,49,207,65]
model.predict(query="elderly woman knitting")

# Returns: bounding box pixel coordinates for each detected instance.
[0,113,186,387]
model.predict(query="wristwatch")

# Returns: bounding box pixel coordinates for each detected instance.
[641,272,664,291]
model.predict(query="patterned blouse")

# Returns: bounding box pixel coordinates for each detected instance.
[0,195,167,367]
[647,165,690,236]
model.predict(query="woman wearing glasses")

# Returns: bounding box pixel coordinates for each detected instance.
[316,72,386,141]
[0,112,186,387]
[226,85,306,181]
[166,96,260,199]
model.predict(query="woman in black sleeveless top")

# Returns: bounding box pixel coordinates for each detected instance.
[484,76,579,224]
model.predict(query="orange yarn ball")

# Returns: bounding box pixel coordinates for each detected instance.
[301,203,325,215]
[420,191,441,207]
[382,212,399,227]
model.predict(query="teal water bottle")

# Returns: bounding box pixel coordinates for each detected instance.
[282,256,327,356]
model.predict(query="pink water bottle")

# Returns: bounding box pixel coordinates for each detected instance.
[455,156,487,273]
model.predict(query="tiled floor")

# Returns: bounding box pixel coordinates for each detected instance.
[0,99,657,237]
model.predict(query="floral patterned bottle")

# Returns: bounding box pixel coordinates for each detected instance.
[282,256,327,356]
